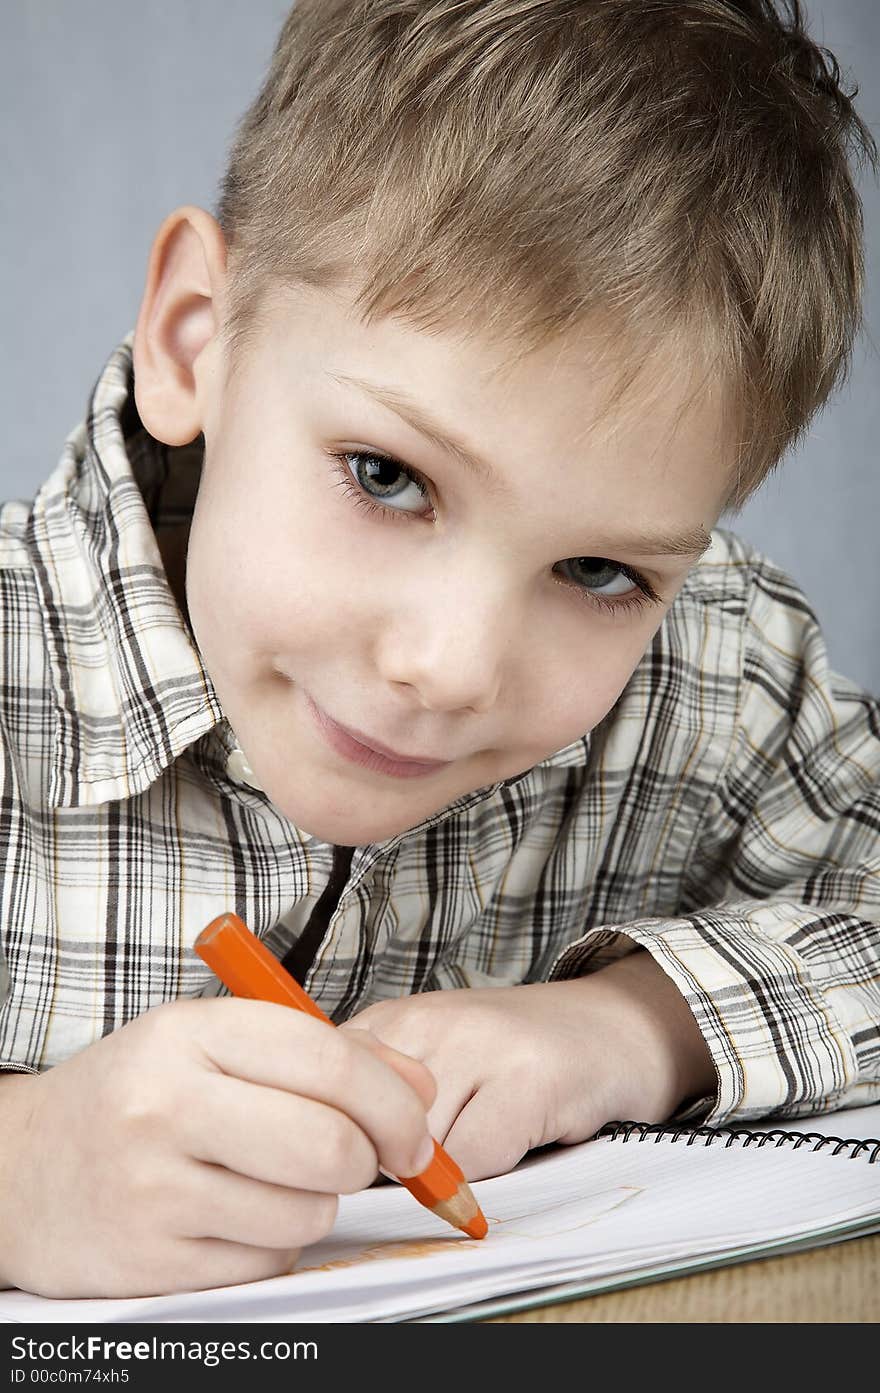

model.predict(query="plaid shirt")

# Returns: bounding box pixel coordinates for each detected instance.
[1,334,878,1127]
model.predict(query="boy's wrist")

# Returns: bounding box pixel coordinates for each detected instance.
[584,948,718,1121]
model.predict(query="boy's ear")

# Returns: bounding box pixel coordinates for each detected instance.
[132,206,228,446]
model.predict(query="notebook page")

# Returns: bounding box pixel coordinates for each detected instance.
[1,1101,877,1323]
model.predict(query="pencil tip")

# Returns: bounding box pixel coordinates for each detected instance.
[431,1187,489,1238]
[462,1211,488,1240]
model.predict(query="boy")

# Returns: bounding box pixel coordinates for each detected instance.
[0,0,878,1299]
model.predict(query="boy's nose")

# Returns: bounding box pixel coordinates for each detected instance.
[375,579,517,715]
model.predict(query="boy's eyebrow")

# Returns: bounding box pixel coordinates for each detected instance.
[327,370,713,558]
[327,369,500,489]
[592,525,713,558]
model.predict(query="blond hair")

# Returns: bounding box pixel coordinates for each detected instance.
[214,0,876,508]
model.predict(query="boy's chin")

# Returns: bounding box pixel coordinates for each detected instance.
[274,795,444,850]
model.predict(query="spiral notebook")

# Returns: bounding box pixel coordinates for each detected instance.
[1,1103,878,1323]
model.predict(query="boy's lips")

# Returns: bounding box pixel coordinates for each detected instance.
[306,695,453,776]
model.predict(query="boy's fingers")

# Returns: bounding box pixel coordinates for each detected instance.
[177,1160,339,1251]
[423,1080,481,1159]
[440,1082,532,1182]
[195,999,434,1179]
[184,1078,380,1194]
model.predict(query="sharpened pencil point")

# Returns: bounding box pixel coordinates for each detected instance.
[463,1212,488,1240]
[430,1181,488,1239]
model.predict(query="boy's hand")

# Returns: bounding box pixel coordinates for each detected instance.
[345,950,717,1181]
[0,999,435,1298]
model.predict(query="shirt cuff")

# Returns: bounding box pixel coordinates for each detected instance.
[547,909,859,1125]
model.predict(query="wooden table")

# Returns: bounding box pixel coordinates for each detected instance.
[487,1231,880,1322]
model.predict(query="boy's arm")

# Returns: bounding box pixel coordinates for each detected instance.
[549,559,880,1125]
[0,1072,36,1287]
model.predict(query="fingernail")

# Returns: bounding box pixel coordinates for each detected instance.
[413,1134,435,1173]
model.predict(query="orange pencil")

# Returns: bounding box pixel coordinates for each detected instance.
[194,912,488,1240]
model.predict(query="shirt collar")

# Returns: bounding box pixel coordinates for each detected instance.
[29,333,222,808]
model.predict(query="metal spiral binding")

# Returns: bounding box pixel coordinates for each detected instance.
[597,1119,880,1163]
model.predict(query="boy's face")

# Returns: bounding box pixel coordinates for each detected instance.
[148,228,730,847]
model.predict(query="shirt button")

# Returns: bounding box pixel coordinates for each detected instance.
[225,747,264,791]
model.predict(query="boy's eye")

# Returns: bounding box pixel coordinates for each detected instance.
[557,557,640,596]
[336,450,429,513]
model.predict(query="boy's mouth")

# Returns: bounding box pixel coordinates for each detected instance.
[305,695,453,779]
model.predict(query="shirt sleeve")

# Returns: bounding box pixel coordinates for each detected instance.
[550,557,880,1126]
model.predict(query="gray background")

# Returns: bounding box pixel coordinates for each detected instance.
[2,1,877,692]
